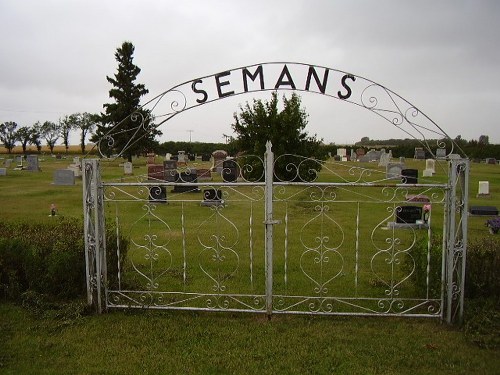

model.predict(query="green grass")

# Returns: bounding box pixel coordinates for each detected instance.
[1,154,499,373]
[1,302,499,375]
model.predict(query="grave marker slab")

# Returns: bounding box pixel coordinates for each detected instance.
[0,168,6,176]
[401,169,418,184]
[436,148,447,159]
[123,162,133,175]
[386,163,403,179]
[396,206,423,224]
[478,181,490,196]
[54,169,75,185]
[201,189,224,207]
[26,155,40,172]
[148,164,165,181]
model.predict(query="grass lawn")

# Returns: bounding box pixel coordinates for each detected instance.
[1,303,499,375]
[1,153,499,374]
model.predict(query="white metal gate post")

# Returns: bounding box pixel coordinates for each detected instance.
[264,141,276,318]
[444,157,469,324]
[83,159,107,313]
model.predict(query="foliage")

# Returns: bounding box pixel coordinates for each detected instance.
[464,298,500,349]
[75,112,98,154]
[232,92,325,181]
[30,121,43,152]
[59,114,76,153]
[0,218,128,301]
[485,217,500,234]
[94,41,161,161]
[40,120,60,153]
[0,121,18,153]
[465,236,500,300]
[15,126,32,153]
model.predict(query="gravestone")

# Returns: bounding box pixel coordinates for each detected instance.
[396,206,423,224]
[477,181,489,197]
[201,154,211,162]
[378,152,391,167]
[469,206,498,216]
[359,155,370,163]
[350,149,357,161]
[486,158,497,165]
[222,159,238,182]
[26,155,40,172]
[173,171,199,193]
[177,151,187,165]
[333,155,341,162]
[148,164,165,181]
[188,153,196,161]
[165,153,172,160]
[163,160,178,182]
[201,189,224,207]
[53,169,75,185]
[149,185,167,203]
[123,162,133,175]
[436,148,447,159]
[414,148,426,159]
[425,159,436,173]
[336,148,347,157]
[386,163,403,179]
[401,169,418,184]
[0,168,6,176]
[4,159,12,168]
[211,150,227,172]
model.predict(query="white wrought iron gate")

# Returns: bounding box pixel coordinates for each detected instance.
[83,142,468,324]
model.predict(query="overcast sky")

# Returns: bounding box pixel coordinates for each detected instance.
[1,0,498,146]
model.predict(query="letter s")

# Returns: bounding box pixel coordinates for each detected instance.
[338,74,355,100]
[192,79,208,104]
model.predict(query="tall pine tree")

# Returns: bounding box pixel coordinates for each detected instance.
[95,41,160,161]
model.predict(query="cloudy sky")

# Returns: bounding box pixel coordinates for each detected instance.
[1,0,498,145]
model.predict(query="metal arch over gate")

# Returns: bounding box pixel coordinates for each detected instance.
[83,62,469,324]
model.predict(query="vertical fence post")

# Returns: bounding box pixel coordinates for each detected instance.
[264,141,275,318]
[82,159,106,313]
[444,157,469,324]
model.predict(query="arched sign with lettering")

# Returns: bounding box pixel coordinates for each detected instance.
[96,62,462,158]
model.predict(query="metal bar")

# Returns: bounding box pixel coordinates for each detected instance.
[458,159,469,324]
[264,141,274,318]
[82,160,92,306]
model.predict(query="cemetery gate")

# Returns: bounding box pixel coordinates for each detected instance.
[83,62,469,324]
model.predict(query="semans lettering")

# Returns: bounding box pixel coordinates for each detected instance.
[191,64,355,103]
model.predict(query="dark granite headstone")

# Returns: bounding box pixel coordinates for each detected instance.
[401,169,418,184]
[396,206,423,224]
[149,185,167,203]
[222,159,238,182]
[469,206,498,216]
[163,160,178,182]
[201,154,211,162]
[173,172,199,193]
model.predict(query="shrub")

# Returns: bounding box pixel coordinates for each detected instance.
[0,218,128,302]
[465,236,500,300]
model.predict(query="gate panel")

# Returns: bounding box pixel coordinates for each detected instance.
[83,150,467,321]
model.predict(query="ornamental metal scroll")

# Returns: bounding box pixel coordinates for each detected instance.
[91,62,466,161]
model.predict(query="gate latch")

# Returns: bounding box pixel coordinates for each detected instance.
[263,220,281,225]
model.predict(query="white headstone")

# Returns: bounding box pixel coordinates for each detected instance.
[422,169,433,177]
[478,181,489,196]
[337,148,347,157]
[425,159,436,173]
[165,153,172,160]
[124,162,133,175]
